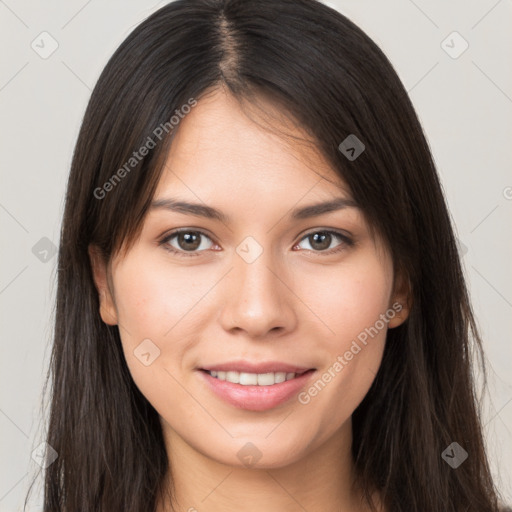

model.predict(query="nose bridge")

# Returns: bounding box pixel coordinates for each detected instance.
[219,236,296,337]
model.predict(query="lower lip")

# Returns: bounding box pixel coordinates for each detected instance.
[198,369,316,411]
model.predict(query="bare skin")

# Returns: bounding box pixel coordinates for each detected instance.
[89,85,410,512]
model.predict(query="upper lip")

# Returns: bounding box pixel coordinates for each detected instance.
[199,361,315,374]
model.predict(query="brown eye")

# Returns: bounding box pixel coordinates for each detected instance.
[174,232,202,251]
[161,230,214,257]
[308,232,333,251]
[296,230,353,254]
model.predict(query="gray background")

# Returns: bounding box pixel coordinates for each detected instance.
[1,0,511,510]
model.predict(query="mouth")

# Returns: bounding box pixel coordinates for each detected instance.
[200,368,314,386]
[197,367,317,411]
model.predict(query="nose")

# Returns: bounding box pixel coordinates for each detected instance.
[218,244,298,339]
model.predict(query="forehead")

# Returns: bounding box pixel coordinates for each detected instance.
[155,87,351,205]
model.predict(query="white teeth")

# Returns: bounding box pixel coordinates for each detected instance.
[274,372,287,383]
[257,373,275,386]
[226,371,240,384]
[239,372,257,385]
[207,370,298,385]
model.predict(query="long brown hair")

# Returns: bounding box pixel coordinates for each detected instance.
[25,0,505,510]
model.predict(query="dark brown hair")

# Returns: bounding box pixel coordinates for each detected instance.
[25,0,506,510]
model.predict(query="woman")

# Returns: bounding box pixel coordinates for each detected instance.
[24,0,508,510]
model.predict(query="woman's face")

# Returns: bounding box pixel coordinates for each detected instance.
[90,87,409,469]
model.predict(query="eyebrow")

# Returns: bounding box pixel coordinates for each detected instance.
[150,196,359,223]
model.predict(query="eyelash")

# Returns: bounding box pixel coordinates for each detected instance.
[158,228,354,258]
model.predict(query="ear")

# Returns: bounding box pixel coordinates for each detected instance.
[88,244,118,326]
[387,268,412,329]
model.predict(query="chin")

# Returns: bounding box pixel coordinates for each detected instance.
[205,436,310,470]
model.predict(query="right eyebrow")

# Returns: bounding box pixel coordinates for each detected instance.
[150,198,229,223]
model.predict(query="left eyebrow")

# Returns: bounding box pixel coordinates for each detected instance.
[150,196,359,223]
[290,197,360,220]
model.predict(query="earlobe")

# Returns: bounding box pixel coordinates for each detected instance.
[387,271,412,329]
[88,244,118,326]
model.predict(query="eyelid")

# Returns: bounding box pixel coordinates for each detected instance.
[299,227,354,241]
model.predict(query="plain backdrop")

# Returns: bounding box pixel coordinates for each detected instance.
[0,0,511,510]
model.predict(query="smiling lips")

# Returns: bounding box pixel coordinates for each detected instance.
[198,361,316,411]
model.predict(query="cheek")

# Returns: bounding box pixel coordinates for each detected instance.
[300,252,393,343]
[110,252,229,409]
[292,252,392,434]
[110,256,197,397]
[113,254,208,341]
